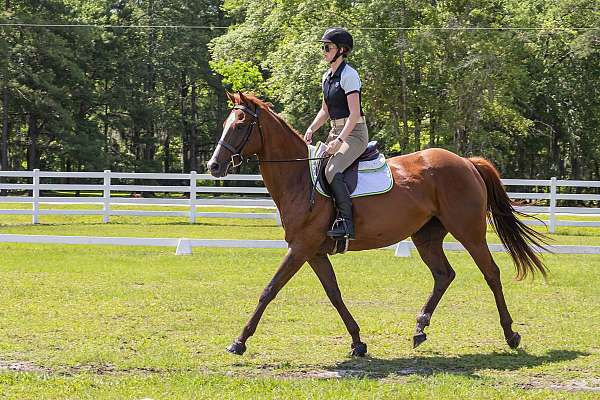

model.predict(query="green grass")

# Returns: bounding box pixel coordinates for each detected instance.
[0,243,599,398]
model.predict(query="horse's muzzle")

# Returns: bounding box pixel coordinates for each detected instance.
[207,159,228,178]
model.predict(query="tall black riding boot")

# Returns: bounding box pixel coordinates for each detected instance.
[327,173,355,239]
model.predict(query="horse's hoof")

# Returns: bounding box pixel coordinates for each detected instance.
[506,332,521,349]
[226,341,246,355]
[413,333,427,348]
[349,341,367,357]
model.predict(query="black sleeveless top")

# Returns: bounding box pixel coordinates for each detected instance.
[322,61,364,119]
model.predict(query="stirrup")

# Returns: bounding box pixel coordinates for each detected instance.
[327,218,352,239]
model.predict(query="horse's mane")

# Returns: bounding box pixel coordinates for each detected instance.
[233,92,306,143]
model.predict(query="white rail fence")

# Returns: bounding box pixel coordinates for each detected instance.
[0,170,280,225]
[1,234,599,257]
[1,170,599,233]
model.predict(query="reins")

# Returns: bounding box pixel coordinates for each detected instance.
[247,154,331,163]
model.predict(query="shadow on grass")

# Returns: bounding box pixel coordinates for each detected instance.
[326,349,588,379]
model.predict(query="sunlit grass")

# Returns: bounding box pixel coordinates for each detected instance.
[0,244,598,398]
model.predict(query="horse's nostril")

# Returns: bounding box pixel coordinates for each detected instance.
[208,161,219,172]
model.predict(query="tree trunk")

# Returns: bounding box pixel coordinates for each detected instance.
[27,114,39,170]
[413,67,422,152]
[454,126,466,155]
[390,108,402,154]
[180,71,189,172]
[144,0,157,171]
[1,87,8,170]
[429,111,436,148]
[163,131,171,173]
[414,106,422,152]
[569,133,581,180]
[398,44,409,153]
[2,0,8,174]
[190,80,198,172]
[103,79,110,168]
[454,94,468,155]
[552,126,565,179]
[132,127,140,170]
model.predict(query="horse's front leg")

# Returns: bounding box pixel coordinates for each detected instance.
[308,253,367,356]
[226,247,306,355]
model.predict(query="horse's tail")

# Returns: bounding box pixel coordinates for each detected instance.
[468,157,549,280]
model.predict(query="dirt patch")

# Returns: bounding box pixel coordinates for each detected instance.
[521,378,600,392]
[0,359,197,377]
[275,367,434,380]
[0,360,50,374]
[282,369,365,379]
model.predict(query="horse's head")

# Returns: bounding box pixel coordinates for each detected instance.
[207,92,264,178]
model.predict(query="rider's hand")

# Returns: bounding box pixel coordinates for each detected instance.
[304,128,314,144]
[325,138,343,154]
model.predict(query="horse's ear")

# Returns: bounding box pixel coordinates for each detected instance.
[225,91,235,103]
[238,91,247,103]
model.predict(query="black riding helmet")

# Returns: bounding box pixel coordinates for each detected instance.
[320,28,353,60]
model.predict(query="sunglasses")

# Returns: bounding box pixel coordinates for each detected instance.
[321,43,336,52]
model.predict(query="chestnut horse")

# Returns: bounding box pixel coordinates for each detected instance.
[207,92,548,357]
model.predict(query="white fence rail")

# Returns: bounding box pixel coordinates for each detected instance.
[0,169,280,225]
[1,234,600,257]
[1,170,599,232]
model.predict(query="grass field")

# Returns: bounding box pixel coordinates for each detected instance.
[0,208,599,398]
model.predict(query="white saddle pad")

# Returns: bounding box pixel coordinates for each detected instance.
[308,142,393,198]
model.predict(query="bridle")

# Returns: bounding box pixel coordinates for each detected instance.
[217,104,264,168]
[217,102,330,168]
[217,101,331,211]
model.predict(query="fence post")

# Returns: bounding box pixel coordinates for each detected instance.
[32,168,40,224]
[394,241,411,257]
[103,170,111,223]
[549,176,557,233]
[189,171,197,224]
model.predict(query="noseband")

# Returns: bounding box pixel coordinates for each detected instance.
[218,104,264,167]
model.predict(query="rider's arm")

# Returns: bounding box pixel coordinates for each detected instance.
[304,100,329,143]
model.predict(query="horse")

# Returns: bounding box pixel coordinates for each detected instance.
[207,92,548,357]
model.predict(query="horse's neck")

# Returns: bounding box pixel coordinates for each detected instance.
[258,118,310,214]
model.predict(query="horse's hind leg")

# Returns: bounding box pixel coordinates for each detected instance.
[410,217,456,348]
[308,253,367,356]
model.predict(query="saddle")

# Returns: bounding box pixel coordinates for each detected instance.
[308,141,388,256]
[317,141,381,196]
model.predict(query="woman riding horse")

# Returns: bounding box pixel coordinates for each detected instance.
[207,93,548,357]
[304,27,366,240]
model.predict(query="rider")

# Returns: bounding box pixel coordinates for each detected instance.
[304,28,368,240]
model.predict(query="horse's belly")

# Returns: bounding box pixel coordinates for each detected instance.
[348,206,431,251]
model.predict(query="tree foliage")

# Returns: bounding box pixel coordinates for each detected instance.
[1,0,599,180]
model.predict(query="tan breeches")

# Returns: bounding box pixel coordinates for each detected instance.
[325,122,369,183]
